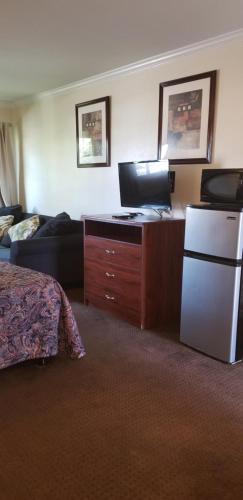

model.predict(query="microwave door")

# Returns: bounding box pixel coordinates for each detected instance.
[201,169,243,204]
[184,207,243,260]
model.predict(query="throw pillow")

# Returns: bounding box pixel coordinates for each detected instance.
[0,215,14,239]
[33,218,79,238]
[0,232,11,247]
[0,204,22,223]
[8,215,40,242]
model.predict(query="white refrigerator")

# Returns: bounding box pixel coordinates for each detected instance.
[180,204,243,363]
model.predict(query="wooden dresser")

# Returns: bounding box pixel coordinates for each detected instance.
[84,215,185,329]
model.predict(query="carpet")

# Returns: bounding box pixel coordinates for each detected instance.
[0,289,243,500]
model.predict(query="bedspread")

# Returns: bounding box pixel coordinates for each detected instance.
[0,262,85,369]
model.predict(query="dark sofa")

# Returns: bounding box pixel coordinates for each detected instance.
[0,208,84,287]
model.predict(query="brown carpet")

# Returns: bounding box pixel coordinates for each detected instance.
[1,289,243,500]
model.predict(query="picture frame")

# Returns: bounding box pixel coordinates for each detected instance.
[75,96,111,167]
[157,71,217,164]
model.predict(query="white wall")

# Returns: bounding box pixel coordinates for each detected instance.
[0,103,15,123]
[15,36,243,219]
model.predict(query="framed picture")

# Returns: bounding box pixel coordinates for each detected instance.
[158,71,217,164]
[75,96,111,167]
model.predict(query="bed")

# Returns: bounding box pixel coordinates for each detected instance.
[0,262,85,369]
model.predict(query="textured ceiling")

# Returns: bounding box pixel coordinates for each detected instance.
[1,0,243,101]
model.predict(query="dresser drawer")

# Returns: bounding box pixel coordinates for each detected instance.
[85,236,141,270]
[85,286,141,327]
[85,259,141,292]
[85,284,140,314]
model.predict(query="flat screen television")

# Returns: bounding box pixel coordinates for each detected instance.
[118,160,171,210]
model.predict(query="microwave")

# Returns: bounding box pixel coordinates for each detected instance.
[201,169,243,204]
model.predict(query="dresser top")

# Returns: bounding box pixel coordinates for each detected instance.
[83,213,184,226]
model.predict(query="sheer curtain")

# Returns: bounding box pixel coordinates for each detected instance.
[0,122,17,207]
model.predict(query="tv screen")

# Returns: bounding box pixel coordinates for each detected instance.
[118,160,171,210]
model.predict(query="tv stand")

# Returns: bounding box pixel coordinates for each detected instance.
[151,207,171,218]
[83,215,185,329]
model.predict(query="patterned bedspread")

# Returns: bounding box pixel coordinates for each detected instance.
[0,262,85,369]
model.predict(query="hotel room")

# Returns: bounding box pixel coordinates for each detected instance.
[1,1,243,498]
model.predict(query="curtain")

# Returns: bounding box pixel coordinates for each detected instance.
[0,122,17,207]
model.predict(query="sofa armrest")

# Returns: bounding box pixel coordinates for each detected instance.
[10,233,84,286]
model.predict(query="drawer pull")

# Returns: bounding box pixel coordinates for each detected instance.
[105,272,115,278]
[104,293,115,301]
[105,249,115,255]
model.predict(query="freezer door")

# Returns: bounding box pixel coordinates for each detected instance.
[180,256,241,363]
[185,207,243,260]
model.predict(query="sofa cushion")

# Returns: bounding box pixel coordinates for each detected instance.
[8,215,40,242]
[0,244,10,262]
[0,204,22,223]
[33,217,80,238]
[0,215,14,239]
